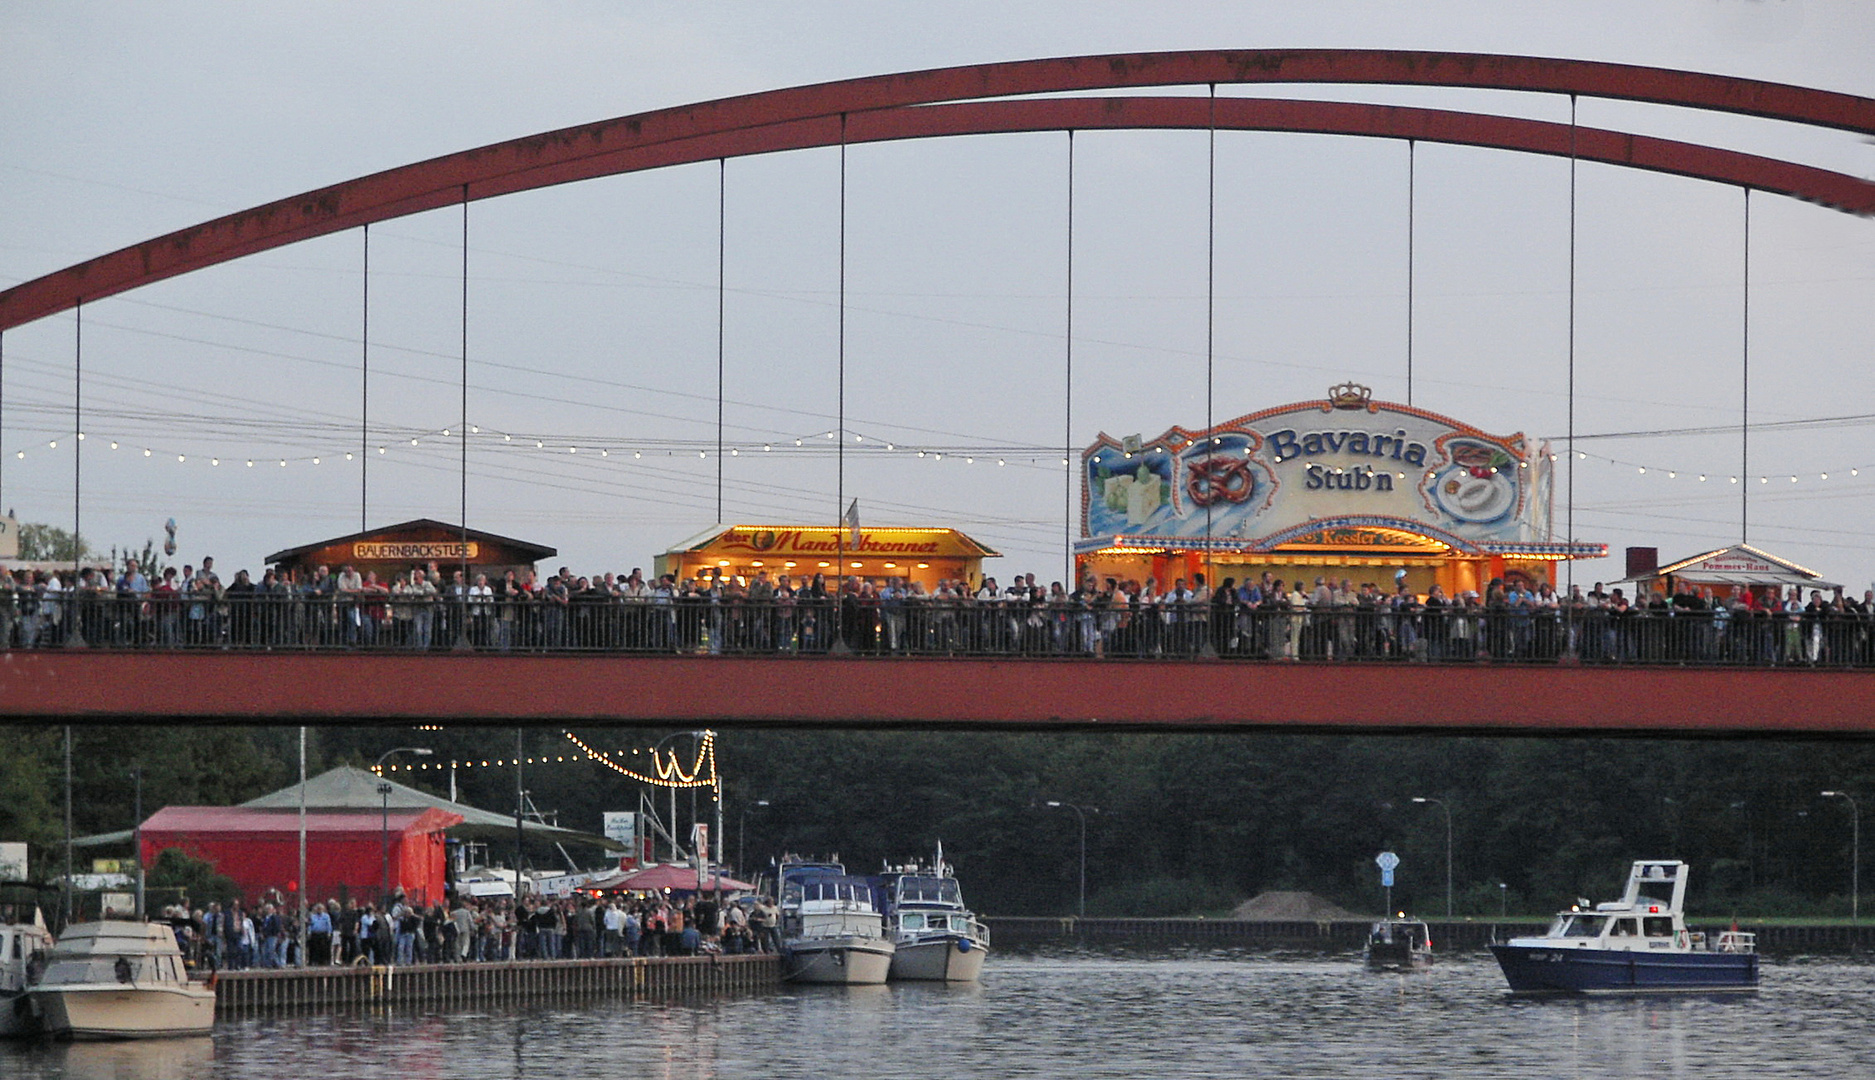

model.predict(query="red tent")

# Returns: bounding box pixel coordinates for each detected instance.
[592,863,755,893]
[139,805,462,907]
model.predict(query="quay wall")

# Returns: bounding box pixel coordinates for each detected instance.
[214,954,780,1015]
[984,917,1874,953]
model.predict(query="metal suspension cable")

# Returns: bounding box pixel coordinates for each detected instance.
[72,302,81,594]
[460,187,469,594]
[1406,139,1416,407]
[361,223,369,532]
[717,157,726,524]
[1565,96,1577,594]
[1063,129,1075,589]
[1741,188,1752,545]
[1204,85,1216,600]
[836,117,847,606]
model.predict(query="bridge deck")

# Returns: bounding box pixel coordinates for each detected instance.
[3,652,1870,732]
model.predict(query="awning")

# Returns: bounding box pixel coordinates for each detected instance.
[1622,544,1840,590]
[588,863,755,893]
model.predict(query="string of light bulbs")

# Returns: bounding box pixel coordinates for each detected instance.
[370,729,719,791]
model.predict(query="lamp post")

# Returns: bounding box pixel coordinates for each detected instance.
[1412,796,1453,918]
[1045,801,1097,917]
[739,799,770,875]
[1821,790,1859,922]
[374,747,432,904]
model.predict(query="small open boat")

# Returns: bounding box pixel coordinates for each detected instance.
[1364,916,1432,971]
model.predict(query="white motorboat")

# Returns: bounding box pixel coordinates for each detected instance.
[1489,860,1758,993]
[879,848,988,982]
[0,917,54,1037]
[29,920,216,1039]
[777,858,894,985]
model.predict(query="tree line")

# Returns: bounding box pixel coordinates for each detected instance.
[5,724,1868,919]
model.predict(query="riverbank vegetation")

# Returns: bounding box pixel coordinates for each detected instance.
[8,725,1869,919]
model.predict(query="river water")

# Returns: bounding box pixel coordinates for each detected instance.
[4,945,1871,1079]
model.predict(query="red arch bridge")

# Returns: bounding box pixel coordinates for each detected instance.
[3,50,1872,732]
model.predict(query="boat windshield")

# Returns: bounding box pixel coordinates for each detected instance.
[896,876,961,906]
[1557,914,1608,938]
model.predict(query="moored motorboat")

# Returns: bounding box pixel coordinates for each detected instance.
[28,920,216,1039]
[0,916,54,1037]
[777,858,895,985]
[1489,860,1757,994]
[1363,916,1432,971]
[877,846,988,982]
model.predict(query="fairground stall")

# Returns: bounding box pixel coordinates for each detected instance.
[657,526,999,591]
[1076,383,1604,595]
[1619,544,1841,602]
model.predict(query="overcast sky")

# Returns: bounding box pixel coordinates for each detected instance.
[3,1,1872,589]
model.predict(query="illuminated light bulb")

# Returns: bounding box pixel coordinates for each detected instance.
[211,458,219,466]
[601,449,608,457]
[178,454,186,462]
[699,451,706,459]
[1271,455,1281,463]
[1729,476,1737,484]
[471,426,479,434]
[280,460,287,467]
[143,449,151,457]
[442,429,450,437]
[1519,461,1529,469]
[1577,452,1587,460]
[886,443,894,451]
[966,457,974,464]
[1549,453,1557,462]
[998,459,1006,467]
[763,445,772,452]
[378,446,386,455]
[49,440,57,449]
[1397,472,1406,480]
[312,457,320,465]
[1789,475,1798,483]
[568,447,576,454]
[1668,471,1676,479]
[731,448,739,456]
[1638,467,1646,475]
[917,451,926,458]
[794,439,802,446]
[536,440,543,449]
[504,434,511,442]
[825,432,835,439]
[345,452,353,460]
[854,434,862,443]
[77,433,85,441]
[411,438,418,445]
[1698,475,1707,482]
[247,460,254,468]
[109,441,118,450]
[1821,473,1828,480]
[634,452,641,459]
[1759,477,1768,484]
[1062,458,1070,467]
[934,453,943,461]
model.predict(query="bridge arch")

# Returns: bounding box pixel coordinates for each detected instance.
[2,49,1871,331]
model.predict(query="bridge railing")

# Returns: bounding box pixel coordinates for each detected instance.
[4,592,1872,667]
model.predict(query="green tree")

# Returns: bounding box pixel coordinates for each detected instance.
[17,522,92,562]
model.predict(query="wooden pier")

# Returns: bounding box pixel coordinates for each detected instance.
[214,954,781,1015]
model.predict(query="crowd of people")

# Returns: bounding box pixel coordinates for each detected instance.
[159,889,781,972]
[6,555,1874,666]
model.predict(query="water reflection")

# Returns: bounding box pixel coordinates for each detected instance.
[0,949,1868,1079]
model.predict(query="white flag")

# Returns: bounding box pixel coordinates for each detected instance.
[844,498,860,548]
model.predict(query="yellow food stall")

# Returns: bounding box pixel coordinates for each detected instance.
[657,526,999,590]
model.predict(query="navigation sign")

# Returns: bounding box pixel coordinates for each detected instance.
[1382,868,1394,887]
[1375,851,1399,871]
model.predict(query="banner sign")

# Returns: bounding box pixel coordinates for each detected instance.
[354,541,479,561]
[1082,384,1552,548]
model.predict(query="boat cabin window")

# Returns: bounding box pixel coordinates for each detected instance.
[1643,917,1674,938]
[1560,915,1607,938]
[1610,918,1641,937]
[948,915,973,933]
[9,936,18,960]
[901,914,926,930]
[897,877,962,905]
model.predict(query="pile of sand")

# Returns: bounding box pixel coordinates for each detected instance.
[1229,890,1362,921]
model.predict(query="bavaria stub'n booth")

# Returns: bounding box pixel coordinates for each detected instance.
[658,526,999,590]
[1076,383,1605,595]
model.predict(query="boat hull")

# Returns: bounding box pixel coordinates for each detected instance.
[889,936,987,982]
[30,985,217,1040]
[1364,943,1432,971]
[0,992,37,1038]
[781,940,895,985]
[1489,944,1758,993]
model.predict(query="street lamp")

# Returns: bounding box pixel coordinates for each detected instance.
[1821,791,1859,922]
[375,747,432,904]
[1045,801,1097,917]
[1411,797,1454,918]
[739,799,770,874]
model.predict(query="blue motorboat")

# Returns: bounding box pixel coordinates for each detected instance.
[1489,860,1757,993]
